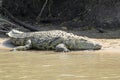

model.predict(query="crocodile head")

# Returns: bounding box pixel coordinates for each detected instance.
[6,29,24,37]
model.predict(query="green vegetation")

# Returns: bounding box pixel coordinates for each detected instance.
[0,0,120,32]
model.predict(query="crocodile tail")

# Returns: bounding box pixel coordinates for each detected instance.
[6,29,23,37]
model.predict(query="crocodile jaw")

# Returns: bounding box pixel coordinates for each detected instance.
[7,29,23,37]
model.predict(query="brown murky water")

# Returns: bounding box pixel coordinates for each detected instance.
[0,51,120,80]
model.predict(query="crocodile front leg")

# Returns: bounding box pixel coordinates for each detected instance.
[11,39,32,51]
[55,43,70,52]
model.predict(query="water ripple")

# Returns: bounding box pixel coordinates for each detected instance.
[59,74,89,78]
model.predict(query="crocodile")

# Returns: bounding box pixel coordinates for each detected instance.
[7,29,102,52]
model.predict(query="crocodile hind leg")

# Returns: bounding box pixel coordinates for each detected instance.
[11,39,32,51]
[55,43,70,52]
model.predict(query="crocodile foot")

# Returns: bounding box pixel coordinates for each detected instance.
[10,39,32,51]
[55,43,70,52]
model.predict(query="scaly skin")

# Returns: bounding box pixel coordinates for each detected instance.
[7,29,102,52]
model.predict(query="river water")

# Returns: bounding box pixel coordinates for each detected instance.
[0,51,120,80]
